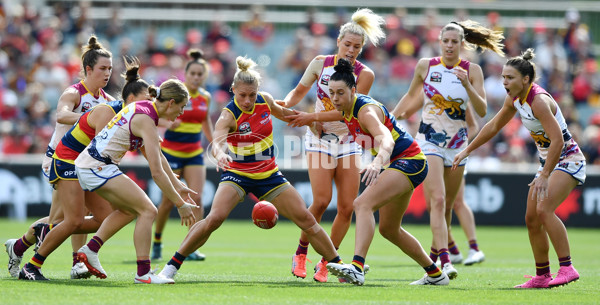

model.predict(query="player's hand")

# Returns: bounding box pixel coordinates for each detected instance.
[453,67,470,87]
[452,150,469,170]
[168,119,182,130]
[275,100,286,107]
[285,110,314,127]
[176,201,197,227]
[529,173,549,203]
[215,151,233,172]
[360,162,382,187]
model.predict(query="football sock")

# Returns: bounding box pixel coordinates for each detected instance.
[296,239,309,256]
[87,236,104,253]
[28,252,46,269]
[137,259,151,276]
[168,252,187,270]
[72,252,78,267]
[429,247,439,262]
[424,263,443,278]
[469,239,479,251]
[154,233,162,244]
[13,235,33,256]
[328,256,342,264]
[351,255,365,272]
[448,240,460,255]
[439,248,450,266]
[536,261,550,276]
[559,256,572,267]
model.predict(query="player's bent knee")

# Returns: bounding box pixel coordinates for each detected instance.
[302,222,322,235]
[205,215,226,232]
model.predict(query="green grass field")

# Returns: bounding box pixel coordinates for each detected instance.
[1,218,598,304]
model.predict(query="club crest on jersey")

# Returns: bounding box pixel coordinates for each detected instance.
[320,74,330,86]
[81,101,93,112]
[430,72,442,83]
[239,122,252,134]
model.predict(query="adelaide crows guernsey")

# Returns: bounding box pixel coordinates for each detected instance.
[416,57,470,149]
[161,88,210,158]
[54,100,124,163]
[224,93,278,179]
[343,94,424,162]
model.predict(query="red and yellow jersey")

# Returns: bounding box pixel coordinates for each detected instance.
[161,88,210,158]
[224,93,278,179]
[53,101,124,164]
[343,94,424,163]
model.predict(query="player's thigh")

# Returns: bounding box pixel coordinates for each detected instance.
[96,174,154,215]
[84,191,113,221]
[333,154,360,205]
[271,187,313,227]
[54,179,86,220]
[207,183,242,222]
[356,169,414,212]
[423,156,445,208]
[307,152,335,202]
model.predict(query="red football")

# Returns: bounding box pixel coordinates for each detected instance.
[252,201,278,229]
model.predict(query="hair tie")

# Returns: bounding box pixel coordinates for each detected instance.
[136,74,141,80]
[156,87,161,99]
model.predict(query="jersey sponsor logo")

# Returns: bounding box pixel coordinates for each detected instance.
[239,122,252,134]
[320,74,330,86]
[222,175,242,183]
[260,112,271,125]
[63,170,76,176]
[430,72,442,83]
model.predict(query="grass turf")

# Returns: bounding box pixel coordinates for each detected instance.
[1,218,598,304]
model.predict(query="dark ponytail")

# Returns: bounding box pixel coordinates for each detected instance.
[185,48,209,73]
[121,56,149,100]
[505,48,537,83]
[330,58,356,89]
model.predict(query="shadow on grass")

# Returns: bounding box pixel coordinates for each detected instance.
[16,278,131,288]
[169,279,386,288]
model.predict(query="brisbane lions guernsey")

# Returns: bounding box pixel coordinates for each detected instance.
[416,57,470,149]
[512,83,585,163]
[54,100,125,164]
[76,100,159,168]
[315,55,365,137]
[161,88,210,158]
[44,81,109,168]
[343,94,424,162]
[224,93,278,180]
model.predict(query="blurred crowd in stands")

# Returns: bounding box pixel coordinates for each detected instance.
[0,2,598,167]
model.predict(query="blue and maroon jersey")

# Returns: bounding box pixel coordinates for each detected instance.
[343,94,424,163]
[161,88,210,158]
[416,57,471,149]
[512,83,585,163]
[53,100,124,163]
[77,100,159,167]
[315,55,365,136]
[224,93,278,179]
